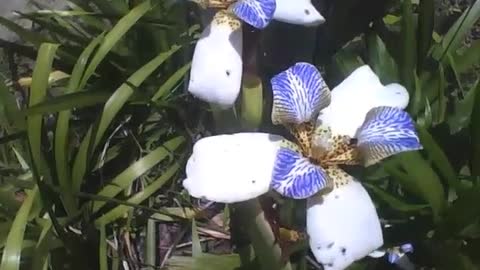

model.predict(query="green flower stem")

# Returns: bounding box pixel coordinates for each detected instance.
[233,200,292,270]
[241,74,263,130]
[207,72,291,270]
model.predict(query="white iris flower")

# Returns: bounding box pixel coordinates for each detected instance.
[188,0,325,108]
[183,63,422,270]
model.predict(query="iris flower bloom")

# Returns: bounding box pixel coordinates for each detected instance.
[183,63,422,269]
[188,0,325,108]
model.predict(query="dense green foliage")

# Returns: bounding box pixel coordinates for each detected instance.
[0,0,479,269]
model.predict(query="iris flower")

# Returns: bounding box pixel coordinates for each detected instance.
[188,0,325,108]
[183,63,422,269]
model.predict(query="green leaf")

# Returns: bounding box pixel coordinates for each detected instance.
[95,162,180,225]
[90,0,129,16]
[151,62,191,101]
[365,183,429,212]
[92,136,185,212]
[400,0,417,93]
[27,43,59,184]
[55,33,104,215]
[471,77,480,176]
[417,127,459,191]
[0,17,49,46]
[447,79,480,133]
[0,81,22,132]
[443,186,480,235]
[432,0,480,61]
[93,44,182,148]
[79,0,158,89]
[385,151,446,221]
[454,40,480,73]
[27,91,111,115]
[417,0,434,71]
[168,254,242,270]
[191,219,202,257]
[0,187,38,270]
[32,219,62,270]
[331,50,364,77]
[99,224,107,270]
[72,44,181,194]
[366,32,399,83]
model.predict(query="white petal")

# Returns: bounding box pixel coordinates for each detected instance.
[188,11,243,108]
[307,179,383,270]
[273,0,325,26]
[317,65,410,137]
[183,133,284,203]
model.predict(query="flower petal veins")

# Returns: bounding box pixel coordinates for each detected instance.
[271,62,331,126]
[271,147,329,199]
[355,106,422,166]
[232,0,276,29]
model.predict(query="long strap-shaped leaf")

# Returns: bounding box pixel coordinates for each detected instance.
[27,43,59,184]
[78,0,158,89]
[0,187,38,270]
[71,44,182,194]
[95,162,181,225]
[92,136,185,212]
[55,34,104,215]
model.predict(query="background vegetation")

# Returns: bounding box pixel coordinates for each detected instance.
[0,0,479,269]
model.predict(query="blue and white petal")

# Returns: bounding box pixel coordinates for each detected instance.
[271,147,329,199]
[356,106,422,166]
[188,11,243,108]
[317,65,410,137]
[231,0,276,29]
[274,0,325,26]
[183,133,284,203]
[271,62,330,126]
[307,174,383,270]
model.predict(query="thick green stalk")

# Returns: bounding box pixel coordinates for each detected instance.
[207,72,291,270]
[234,200,292,270]
[241,74,263,130]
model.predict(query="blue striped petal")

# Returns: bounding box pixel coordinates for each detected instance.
[271,62,330,126]
[232,0,276,29]
[388,252,401,264]
[271,147,329,199]
[400,243,414,253]
[356,106,422,166]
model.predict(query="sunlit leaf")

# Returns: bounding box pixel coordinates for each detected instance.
[79,0,158,89]
[92,136,185,212]
[95,163,180,225]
